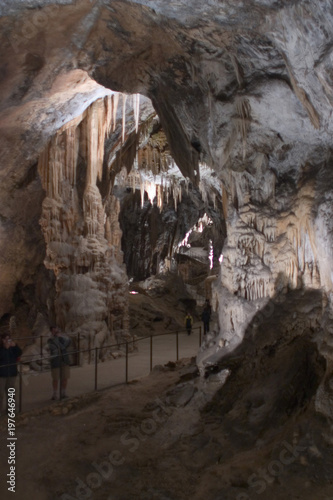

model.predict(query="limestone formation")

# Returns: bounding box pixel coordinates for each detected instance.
[1,0,333,469]
[37,94,133,351]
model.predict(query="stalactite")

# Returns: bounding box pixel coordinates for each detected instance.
[152,148,157,175]
[242,277,270,301]
[84,97,114,186]
[234,96,251,160]
[105,94,112,136]
[38,144,50,193]
[212,192,216,209]
[140,174,145,207]
[157,184,163,210]
[65,126,78,187]
[172,183,182,212]
[122,94,128,142]
[133,93,140,133]
[112,93,120,132]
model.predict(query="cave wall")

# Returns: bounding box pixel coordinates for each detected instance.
[0,0,333,413]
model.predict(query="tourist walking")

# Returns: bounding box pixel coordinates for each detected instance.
[48,326,71,400]
[184,312,193,335]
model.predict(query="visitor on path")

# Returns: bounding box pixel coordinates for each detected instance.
[201,303,211,335]
[205,299,212,316]
[184,312,193,336]
[48,326,71,400]
[0,333,22,414]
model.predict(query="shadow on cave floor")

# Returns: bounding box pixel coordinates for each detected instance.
[202,286,327,450]
[136,284,333,500]
[162,285,333,500]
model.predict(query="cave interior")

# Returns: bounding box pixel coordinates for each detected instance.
[1,1,333,499]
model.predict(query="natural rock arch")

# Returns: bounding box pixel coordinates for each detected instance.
[1,1,333,413]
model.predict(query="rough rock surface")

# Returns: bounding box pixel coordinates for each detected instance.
[1,0,333,331]
[0,357,332,500]
[1,0,333,496]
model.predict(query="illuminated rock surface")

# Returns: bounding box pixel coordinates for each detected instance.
[1,1,333,498]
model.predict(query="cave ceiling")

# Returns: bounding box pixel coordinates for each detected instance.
[1,0,333,349]
[2,0,333,180]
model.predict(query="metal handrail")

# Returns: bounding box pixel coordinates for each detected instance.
[0,325,202,414]
[0,325,201,368]
[1,326,146,343]
[7,325,199,342]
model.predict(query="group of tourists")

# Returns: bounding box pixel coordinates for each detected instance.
[0,325,71,414]
[184,299,212,336]
[0,298,213,414]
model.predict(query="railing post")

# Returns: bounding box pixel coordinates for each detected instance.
[94,347,98,391]
[125,342,128,384]
[40,336,43,371]
[77,333,80,366]
[89,336,91,364]
[19,363,22,414]
[176,331,179,361]
[59,360,62,401]
[150,335,153,372]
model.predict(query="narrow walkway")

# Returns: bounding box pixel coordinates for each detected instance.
[17,327,202,414]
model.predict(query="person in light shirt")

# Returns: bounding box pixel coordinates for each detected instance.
[48,326,71,400]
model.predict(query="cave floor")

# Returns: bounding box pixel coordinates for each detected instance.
[1,357,333,500]
[15,326,201,414]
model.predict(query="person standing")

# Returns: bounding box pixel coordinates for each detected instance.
[201,303,211,335]
[184,312,193,336]
[0,333,22,414]
[48,326,71,400]
[205,299,212,317]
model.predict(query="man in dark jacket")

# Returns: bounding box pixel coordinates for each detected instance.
[0,333,22,414]
[48,326,71,400]
[201,304,211,335]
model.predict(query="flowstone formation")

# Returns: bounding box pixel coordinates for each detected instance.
[37,94,132,349]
